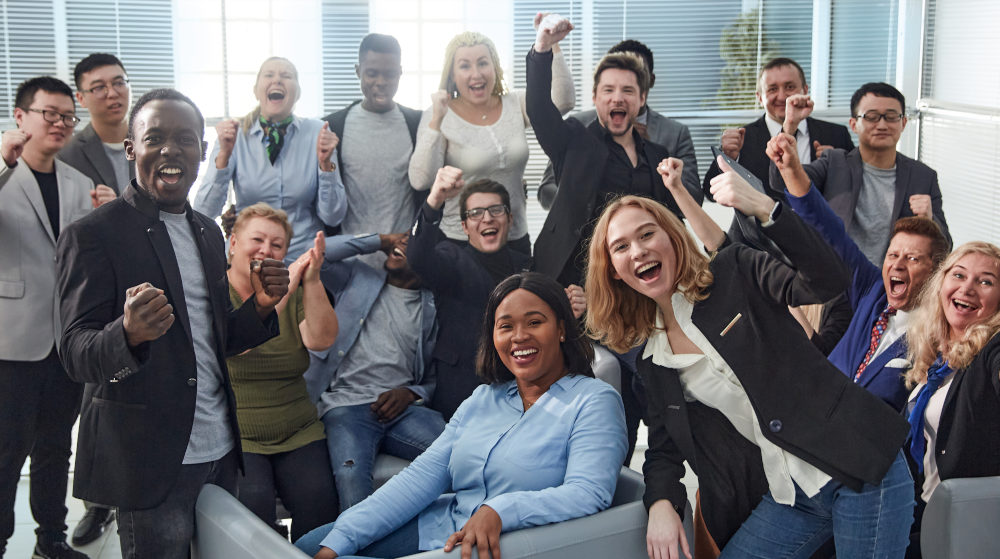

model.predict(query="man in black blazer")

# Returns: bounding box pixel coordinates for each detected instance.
[527,24,703,288]
[56,89,288,558]
[322,33,424,240]
[59,53,131,203]
[703,57,854,198]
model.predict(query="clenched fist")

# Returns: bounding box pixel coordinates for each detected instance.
[1,129,31,167]
[214,119,239,169]
[720,127,745,160]
[317,122,339,172]
[428,166,465,210]
[123,283,174,347]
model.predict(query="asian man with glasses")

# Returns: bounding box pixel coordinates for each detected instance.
[769,81,951,265]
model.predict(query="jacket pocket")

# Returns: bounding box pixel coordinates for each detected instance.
[0,279,24,299]
[90,396,148,411]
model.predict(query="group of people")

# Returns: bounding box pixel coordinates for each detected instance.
[0,10,996,559]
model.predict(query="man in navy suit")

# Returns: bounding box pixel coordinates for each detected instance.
[769,130,950,410]
[703,57,854,197]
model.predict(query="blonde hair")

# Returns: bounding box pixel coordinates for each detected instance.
[241,56,300,135]
[439,32,506,98]
[906,241,1000,386]
[585,196,714,353]
[230,202,293,250]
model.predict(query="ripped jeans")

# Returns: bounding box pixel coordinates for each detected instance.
[321,403,445,511]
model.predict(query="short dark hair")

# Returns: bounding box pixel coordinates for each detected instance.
[476,272,595,384]
[891,217,950,266]
[359,33,401,61]
[757,57,807,93]
[459,179,511,219]
[73,53,127,89]
[14,77,74,111]
[592,52,650,97]
[850,82,905,116]
[128,88,204,140]
[608,39,653,74]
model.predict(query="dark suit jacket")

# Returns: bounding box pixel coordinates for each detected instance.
[908,334,1000,494]
[526,48,703,283]
[537,107,700,209]
[639,206,909,547]
[771,147,951,249]
[702,115,854,200]
[55,183,278,510]
[57,123,134,194]
[408,203,531,419]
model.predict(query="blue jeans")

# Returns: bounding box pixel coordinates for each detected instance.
[322,403,445,511]
[294,514,420,558]
[721,451,914,558]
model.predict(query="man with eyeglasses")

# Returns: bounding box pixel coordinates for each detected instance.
[59,53,132,206]
[408,166,531,420]
[0,77,93,559]
[770,82,950,265]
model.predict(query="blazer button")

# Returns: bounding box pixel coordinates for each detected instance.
[187,377,197,387]
[768,419,783,433]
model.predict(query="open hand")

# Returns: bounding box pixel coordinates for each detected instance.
[445,505,503,559]
[646,500,691,559]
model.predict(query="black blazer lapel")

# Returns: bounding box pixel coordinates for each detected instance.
[146,219,193,345]
[846,149,865,229]
[639,357,699,470]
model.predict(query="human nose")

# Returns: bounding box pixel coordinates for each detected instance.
[511,323,529,342]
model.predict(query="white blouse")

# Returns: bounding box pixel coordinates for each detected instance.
[643,291,832,506]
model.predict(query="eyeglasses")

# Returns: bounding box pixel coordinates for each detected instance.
[855,110,904,123]
[82,78,130,99]
[25,108,80,127]
[463,204,508,221]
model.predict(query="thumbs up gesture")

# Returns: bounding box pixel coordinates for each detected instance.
[709,156,775,222]
[317,121,339,172]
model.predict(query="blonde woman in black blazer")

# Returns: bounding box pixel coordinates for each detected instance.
[902,241,1000,557]
[585,156,913,559]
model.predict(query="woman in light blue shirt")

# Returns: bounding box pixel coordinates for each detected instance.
[295,272,627,559]
[194,57,346,262]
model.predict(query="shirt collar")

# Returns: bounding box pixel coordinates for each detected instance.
[764,113,807,138]
[250,114,300,136]
[642,292,705,369]
[503,373,580,400]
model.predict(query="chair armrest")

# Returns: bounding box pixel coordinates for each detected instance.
[193,484,310,559]
[921,476,1000,559]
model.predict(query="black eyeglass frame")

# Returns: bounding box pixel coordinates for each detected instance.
[462,204,510,221]
[854,110,905,123]
[24,107,81,127]
[81,78,130,99]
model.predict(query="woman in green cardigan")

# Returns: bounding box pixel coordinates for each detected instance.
[226,202,340,540]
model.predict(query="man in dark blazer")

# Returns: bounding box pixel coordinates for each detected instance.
[322,33,424,240]
[408,166,531,420]
[58,53,131,203]
[537,39,700,209]
[702,57,854,198]
[56,89,288,558]
[770,82,950,265]
[772,130,950,410]
[527,26,703,288]
[57,51,134,546]
[0,76,94,559]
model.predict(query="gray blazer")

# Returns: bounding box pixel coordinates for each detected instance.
[58,123,133,194]
[0,158,93,360]
[537,108,699,209]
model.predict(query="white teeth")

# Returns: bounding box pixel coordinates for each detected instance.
[392,248,404,257]
[953,299,974,309]
[161,167,181,175]
[890,276,904,282]
[512,348,538,357]
[636,262,658,274]
[482,228,497,235]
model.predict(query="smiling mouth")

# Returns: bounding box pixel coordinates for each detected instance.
[468,83,487,94]
[392,247,405,259]
[158,166,183,185]
[636,261,661,281]
[480,227,498,238]
[609,109,628,125]
[952,298,978,312]
[267,91,285,101]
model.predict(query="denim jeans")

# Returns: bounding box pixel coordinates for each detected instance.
[322,403,445,511]
[295,515,420,558]
[117,449,237,559]
[721,451,914,559]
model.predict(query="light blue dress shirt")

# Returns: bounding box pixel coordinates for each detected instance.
[319,374,627,555]
[193,116,347,261]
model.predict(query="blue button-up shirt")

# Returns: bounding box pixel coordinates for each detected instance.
[193,116,346,261]
[320,374,627,555]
